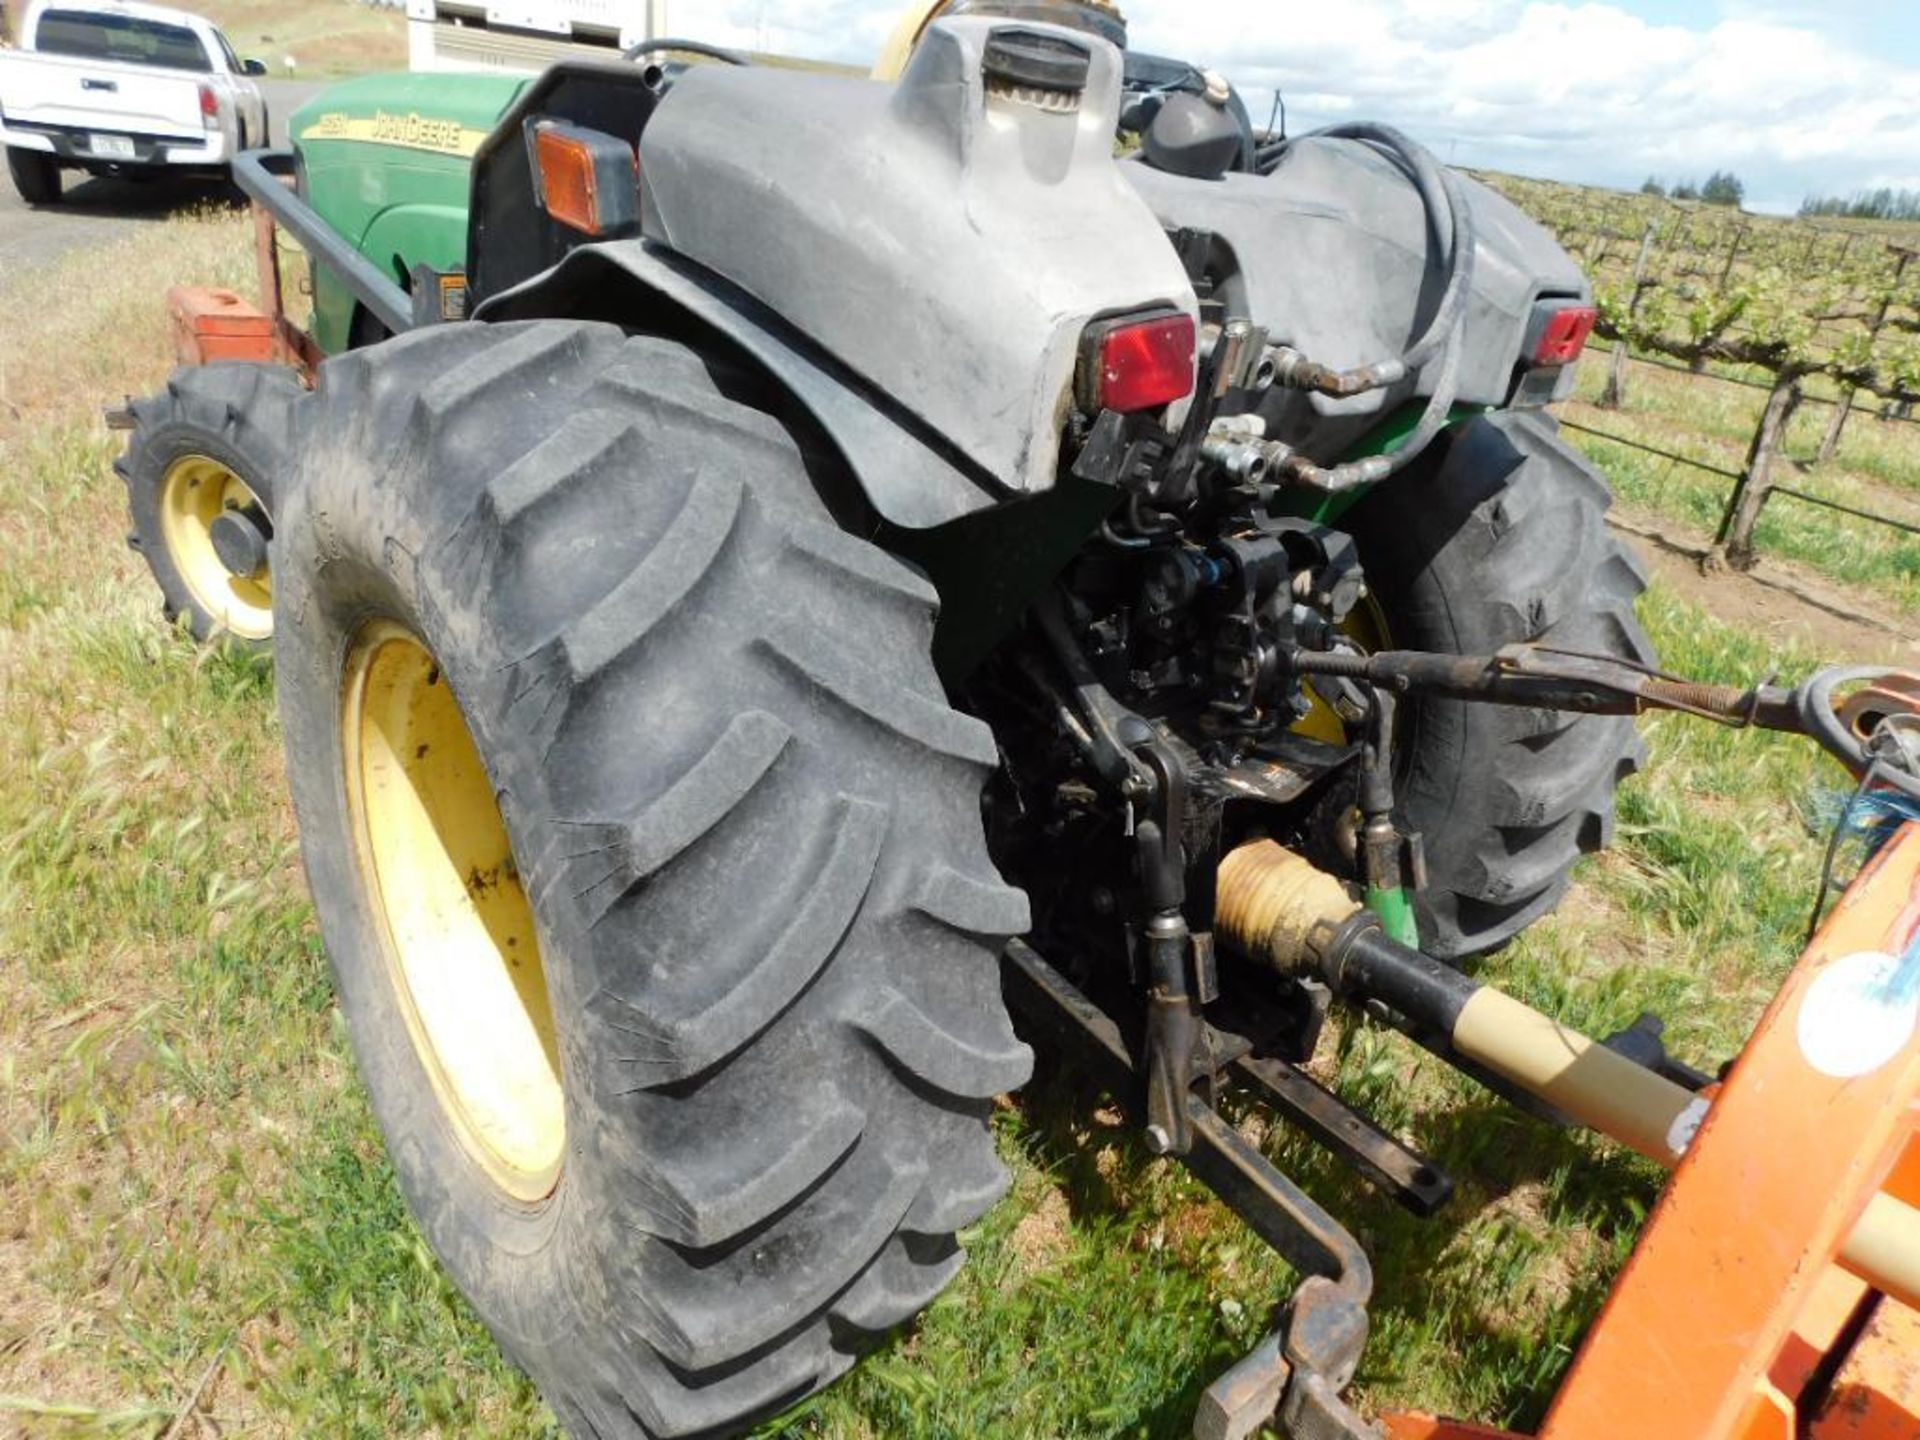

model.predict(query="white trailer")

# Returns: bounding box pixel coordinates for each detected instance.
[406,0,667,75]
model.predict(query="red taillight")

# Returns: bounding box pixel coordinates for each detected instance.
[198,83,218,127]
[1533,304,1598,366]
[1092,312,1197,413]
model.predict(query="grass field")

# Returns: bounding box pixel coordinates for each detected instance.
[0,213,1903,1438]
[189,1,406,80]
[0,0,405,78]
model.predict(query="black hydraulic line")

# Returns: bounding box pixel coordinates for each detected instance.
[1276,122,1473,374]
[1378,227,1471,473]
[1365,155,1477,479]
[619,36,750,64]
[1258,122,1478,483]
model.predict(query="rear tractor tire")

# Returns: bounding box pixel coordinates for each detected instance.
[120,361,302,646]
[274,319,1033,1437]
[1341,410,1653,959]
[6,146,60,206]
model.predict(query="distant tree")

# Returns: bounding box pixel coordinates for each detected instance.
[1801,186,1920,221]
[1672,180,1700,201]
[1641,175,1666,196]
[1700,170,1745,208]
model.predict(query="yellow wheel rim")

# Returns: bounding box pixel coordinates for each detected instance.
[1292,594,1394,745]
[158,455,273,641]
[341,620,564,1203]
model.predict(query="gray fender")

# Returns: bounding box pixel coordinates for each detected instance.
[472,241,1005,531]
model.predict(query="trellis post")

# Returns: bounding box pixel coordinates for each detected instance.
[1714,374,1804,570]
[1600,222,1658,410]
[1817,248,1914,465]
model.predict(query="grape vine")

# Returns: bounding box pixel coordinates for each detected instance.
[1477,172,1920,402]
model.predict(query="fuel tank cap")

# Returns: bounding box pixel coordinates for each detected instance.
[983,26,1093,95]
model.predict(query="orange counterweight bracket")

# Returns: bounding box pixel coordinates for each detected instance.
[252,205,324,379]
[1385,823,1920,1440]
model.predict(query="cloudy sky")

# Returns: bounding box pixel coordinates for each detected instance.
[674,1,1920,214]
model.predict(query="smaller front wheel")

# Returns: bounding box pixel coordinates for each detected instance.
[6,147,60,206]
[119,362,302,646]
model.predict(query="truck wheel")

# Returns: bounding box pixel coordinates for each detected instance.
[7,147,60,206]
[119,362,301,646]
[1341,410,1652,959]
[274,320,1032,1437]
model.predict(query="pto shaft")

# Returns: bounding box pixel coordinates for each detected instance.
[1216,840,1920,1311]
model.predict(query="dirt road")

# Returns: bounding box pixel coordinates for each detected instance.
[0,79,320,283]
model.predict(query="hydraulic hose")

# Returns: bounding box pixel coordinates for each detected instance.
[1259,122,1479,480]
[1314,122,1473,372]
[1270,299,1467,494]
[1266,123,1474,373]
[1377,243,1472,478]
[620,37,751,65]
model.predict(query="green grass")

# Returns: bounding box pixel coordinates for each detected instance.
[0,213,1861,1437]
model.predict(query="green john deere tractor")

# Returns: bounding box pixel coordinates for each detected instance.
[109,4,1836,1437]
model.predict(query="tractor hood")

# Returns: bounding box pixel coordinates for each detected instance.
[636,18,1198,498]
[293,71,527,352]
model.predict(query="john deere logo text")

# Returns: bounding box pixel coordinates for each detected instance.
[371,110,466,154]
[300,110,484,157]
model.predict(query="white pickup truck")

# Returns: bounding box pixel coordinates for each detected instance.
[0,1,269,205]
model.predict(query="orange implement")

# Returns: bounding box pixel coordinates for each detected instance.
[166,285,278,366]
[1385,823,1920,1440]
[1383,1419,1521,1440]
[1810,1297,1920,1438]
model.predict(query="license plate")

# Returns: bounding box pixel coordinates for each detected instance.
[89,133,136,160]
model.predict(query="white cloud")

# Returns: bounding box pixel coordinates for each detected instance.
[666,1,1920,207]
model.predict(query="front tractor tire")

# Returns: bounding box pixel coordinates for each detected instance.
[1343,410,1653,959]
[120,362,301,646]
[274,320,1033,1437]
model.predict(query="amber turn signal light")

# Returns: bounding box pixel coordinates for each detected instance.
[530,120,640,238]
